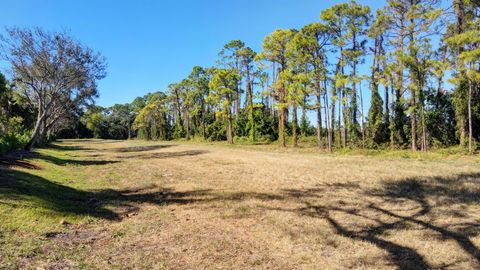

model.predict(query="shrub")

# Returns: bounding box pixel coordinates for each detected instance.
[0,132,29,156]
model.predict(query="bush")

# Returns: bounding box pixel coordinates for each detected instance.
[205,120,227,141]
[0,132,29,156]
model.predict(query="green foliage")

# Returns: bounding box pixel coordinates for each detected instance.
[132,92,171,140]
[81,106,107,139]
[425,89,457,147]
[257,29,296,68]
[389,99,408,148]
[0,72,32,155]
[205,119,227,141]
[0,133,29,155]
[367,88,387,146]
[300,111,310,136]
[233,107,278,142]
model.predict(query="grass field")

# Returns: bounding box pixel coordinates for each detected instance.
[1,139,480,269]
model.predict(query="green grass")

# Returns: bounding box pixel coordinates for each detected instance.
[0,146,116,265]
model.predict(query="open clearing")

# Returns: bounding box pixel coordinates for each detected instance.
[1,140,480,269]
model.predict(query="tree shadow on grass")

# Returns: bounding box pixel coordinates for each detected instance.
[110,144,176,153]
[44,143,94,152]
[1,162,479,269]
[363,175,480,268]
[0,169,119,220]
[94,172,480,270]
[270,173,480,270]
[55,139,119,144]
[32,152,119,166]
[0,159,42,170]
[118,150,209,159]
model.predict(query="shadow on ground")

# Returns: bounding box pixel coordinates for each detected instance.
[1,146,479,269]
[44,143,94,152]
[32,152,120,166]
[0,168,119,220]
[110,144,176,153]
[271,173,480,270]
[0,147,211,221]
[118,150,209,159]
[0,159,42,170]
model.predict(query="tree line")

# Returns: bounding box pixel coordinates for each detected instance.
[1,0,479,154]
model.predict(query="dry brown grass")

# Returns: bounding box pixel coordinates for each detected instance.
[2,139,480,269]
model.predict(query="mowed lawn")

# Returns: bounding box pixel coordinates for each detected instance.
[1,140,480,269]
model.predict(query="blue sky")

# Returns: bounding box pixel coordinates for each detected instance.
[1,0,386,107]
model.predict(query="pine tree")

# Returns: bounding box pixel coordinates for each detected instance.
[237,46,257,142]
[257,29,295,147]
[208,68,240,144]
[446,2,480,152]
[289,23,331,150]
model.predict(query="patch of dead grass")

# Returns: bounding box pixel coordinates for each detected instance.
[2,139,480,269]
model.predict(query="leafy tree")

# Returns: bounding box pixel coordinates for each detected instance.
[321,3,350,148]
[81,106,106,139]
[106,104,134,139]
[257,29,295,147]
[425,88,457,147]
[446,0,480,152]
[168,83,185,139]
[187,66,211,139]
[367,82,386,145]
[238,46,257,142]
[208,68,239,144]
[0,27,106,150]
[132,92,170,140]
[381,1,410,148]
[218,40,244,119]
[344,1,371,141]
[367,9,390,146]
[289,23,332,149]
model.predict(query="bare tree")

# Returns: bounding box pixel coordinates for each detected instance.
[1,27,106,150]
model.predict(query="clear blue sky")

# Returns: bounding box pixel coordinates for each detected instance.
[1,0,386,107]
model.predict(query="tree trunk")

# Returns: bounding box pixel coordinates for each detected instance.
[331,88,336,150]
[25,110,47,151]
[235,86,240,121]
[186,112,190,140]
[246,66,255,142]
[292,101,298,147]
[338,91,342,147]
[409,9,417,152]
[359,81,365,148]
[351,33,358,139]
[390,18,406,148]
[324,81,332,152]
[341,54,347,148]
[468,79,473,153]
[454,0,468,147]
[342,86,347,148]
[278,79,286,147]
[279,106,286,147]
[227,96,233,144]
[390,77,397,146]
[411,93,417,151]
[420,100,427,151]
[316,82,323,149]
[385,85,390,125]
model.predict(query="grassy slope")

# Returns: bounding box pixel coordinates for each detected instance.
[0,139,479,269]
